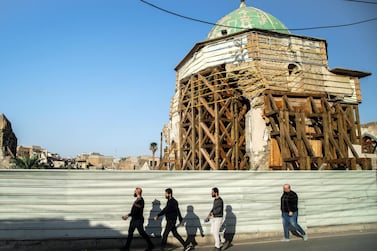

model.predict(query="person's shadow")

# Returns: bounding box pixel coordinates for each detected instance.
[221,205,237,248]
[183,205,204,248]
[145,199,162,238]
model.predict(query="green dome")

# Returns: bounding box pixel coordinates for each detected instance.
[207,3,290,40]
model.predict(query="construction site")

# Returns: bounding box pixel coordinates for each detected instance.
[161,1,375,171]
[1,3,377,250]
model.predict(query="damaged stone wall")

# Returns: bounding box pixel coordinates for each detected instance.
[360,122,377,169]
[361,122,377,136]
[246,32,358,100]
[0,114,17,168]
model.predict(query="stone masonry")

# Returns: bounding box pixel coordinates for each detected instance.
[0,113,17,168]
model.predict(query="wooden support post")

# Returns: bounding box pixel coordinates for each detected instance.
[234,99,239,170]
[178,80,185,170]
[305,156,311,171]
[198,94,203,171]
[354,105,362,145]
[346,106,357,144]
[279,110,288,170]
[321,98,331,165]
[300,113,315,157]
[283,111,299,158]
[295,113,306,170]
[350,158,357,170]
[191,78,196,170]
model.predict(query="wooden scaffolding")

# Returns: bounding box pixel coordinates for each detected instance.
[159,67,371,171]
[265,91,371,170]
[178,65,250,170]
[159,29,372,171]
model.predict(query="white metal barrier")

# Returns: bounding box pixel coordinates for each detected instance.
[0,170,376,240]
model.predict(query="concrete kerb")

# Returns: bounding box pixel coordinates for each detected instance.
[1,223,376,251]
[179,222,377,246]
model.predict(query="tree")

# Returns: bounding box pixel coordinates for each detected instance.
[11,155,44,169]
[149,142,158,170]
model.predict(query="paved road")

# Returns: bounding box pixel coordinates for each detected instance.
[106,231,377,251]
[193,232,377,251]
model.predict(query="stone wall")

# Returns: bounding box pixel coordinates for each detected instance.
[0,114,17,167]
[361,122,377,136]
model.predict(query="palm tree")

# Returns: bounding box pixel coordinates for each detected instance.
[11,155,43,169]
[149,142,158,170]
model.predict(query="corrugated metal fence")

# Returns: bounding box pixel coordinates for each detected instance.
[0,170,377,240]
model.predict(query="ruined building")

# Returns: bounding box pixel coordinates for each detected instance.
[162,1,372,171]
[0,114,17,168]
[361,122,377,163]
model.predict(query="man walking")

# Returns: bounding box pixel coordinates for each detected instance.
[154,188,190,251]
[205,187,224,251]
[121,187,154,251]
[280,184,308,241]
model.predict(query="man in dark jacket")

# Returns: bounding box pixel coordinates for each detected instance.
[154,188,190,251]
[280,184,308,241]
[121,187,154,251]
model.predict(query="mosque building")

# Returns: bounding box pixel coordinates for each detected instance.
[161,0,372,171]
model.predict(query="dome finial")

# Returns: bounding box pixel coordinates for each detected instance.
[240,0,247,8]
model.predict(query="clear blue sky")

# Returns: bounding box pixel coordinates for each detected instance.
[1,0,376,158]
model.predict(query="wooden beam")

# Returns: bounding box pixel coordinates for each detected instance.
[214,77,220,170]
[354,105,362,145]
[283,111,299,157]
[295,113,306,170]
[191,79,196,170]
[264,90,327,98]
[200,148,216,170]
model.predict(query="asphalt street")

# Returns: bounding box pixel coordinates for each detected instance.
[193,232,377,251]
[105,231,377,251]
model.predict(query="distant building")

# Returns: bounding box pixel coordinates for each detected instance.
[17,145,65,168]
[17,145,47,159]
[76,152,113,169]
[113,155,159,170]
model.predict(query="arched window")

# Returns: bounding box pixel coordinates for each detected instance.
[288,63,301,76]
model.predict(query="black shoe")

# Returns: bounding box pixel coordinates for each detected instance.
[222,241,231,250]
[146,244,155,251]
